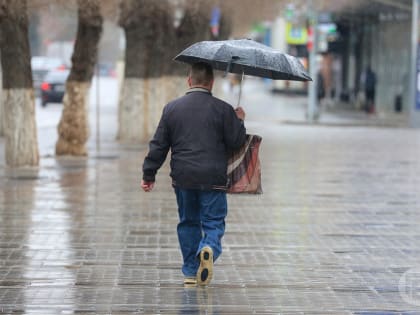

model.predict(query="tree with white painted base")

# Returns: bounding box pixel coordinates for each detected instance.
[56,0,103,156]
[0,0,39,167]
[117,0,212,143]
[117,0,170,143]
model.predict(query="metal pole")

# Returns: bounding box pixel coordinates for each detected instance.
[410,0,419,127]
[96,58,101,152]
[307,0,318,122]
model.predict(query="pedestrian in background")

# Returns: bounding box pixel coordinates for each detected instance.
[141,62,246,286]
[361,65,377,113]
[317,71,325,103]
[312,70,325,121]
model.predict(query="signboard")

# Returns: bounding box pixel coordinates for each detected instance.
[286,22,308,45]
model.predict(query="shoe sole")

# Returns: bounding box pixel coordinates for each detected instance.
[197,246,213,286]
[184,277,197,287]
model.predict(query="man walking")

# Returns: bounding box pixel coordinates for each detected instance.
[141,62,246,286]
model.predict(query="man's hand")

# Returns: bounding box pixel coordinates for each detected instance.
[235,107,245,121]
[141,180,155,192]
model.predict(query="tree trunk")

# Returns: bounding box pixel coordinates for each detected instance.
[147,3,172,136]
[0,75,3,136]
[161,1,212,102]
[117,0,226,143]
[56,0,102,156]
[0,0,39,167]
[117,17,150,143]
[117,0,169,143]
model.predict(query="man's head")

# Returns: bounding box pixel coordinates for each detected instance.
[188,62,214,90]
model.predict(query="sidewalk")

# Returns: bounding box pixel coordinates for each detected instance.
[0,79,420,314]
[236,78,409,128]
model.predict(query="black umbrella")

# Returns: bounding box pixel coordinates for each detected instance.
[174,38,312,82]
[174,38,311,106]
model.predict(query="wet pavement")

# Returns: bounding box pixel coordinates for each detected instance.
[1,79,420,314]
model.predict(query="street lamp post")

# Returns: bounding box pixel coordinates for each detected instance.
[307,0,318,123]
[410,0,420,127]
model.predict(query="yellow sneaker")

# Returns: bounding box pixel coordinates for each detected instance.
[197,246,213,286]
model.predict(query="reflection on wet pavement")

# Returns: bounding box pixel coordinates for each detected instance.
[1,124,420,314]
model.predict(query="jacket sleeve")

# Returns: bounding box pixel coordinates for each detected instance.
[142,113,170,182]
[223,105,246,150]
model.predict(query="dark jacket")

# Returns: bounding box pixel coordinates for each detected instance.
[142,88,246,191]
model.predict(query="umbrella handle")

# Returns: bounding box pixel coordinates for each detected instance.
[224,56,240,77]
[237,70,244,108]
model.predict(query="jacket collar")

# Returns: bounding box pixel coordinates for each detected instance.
[186,87,212,95]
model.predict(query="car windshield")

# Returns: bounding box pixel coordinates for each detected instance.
[45,70,69,82]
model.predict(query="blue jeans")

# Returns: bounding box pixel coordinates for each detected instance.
[174,187,228,277]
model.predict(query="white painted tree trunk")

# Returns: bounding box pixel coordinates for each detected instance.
[152,75,186,134]
[3,88,39,167]
[117,78,148,143]
[56,81,90,156]
[162,75,186,104]
[117,76,187,143]
[148,77,166,136]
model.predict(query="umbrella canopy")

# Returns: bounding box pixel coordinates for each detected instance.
[174,38,312,82]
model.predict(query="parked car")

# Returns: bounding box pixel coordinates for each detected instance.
[31,56,66,93]
[40,69,69,107]
[98,62,116,77]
